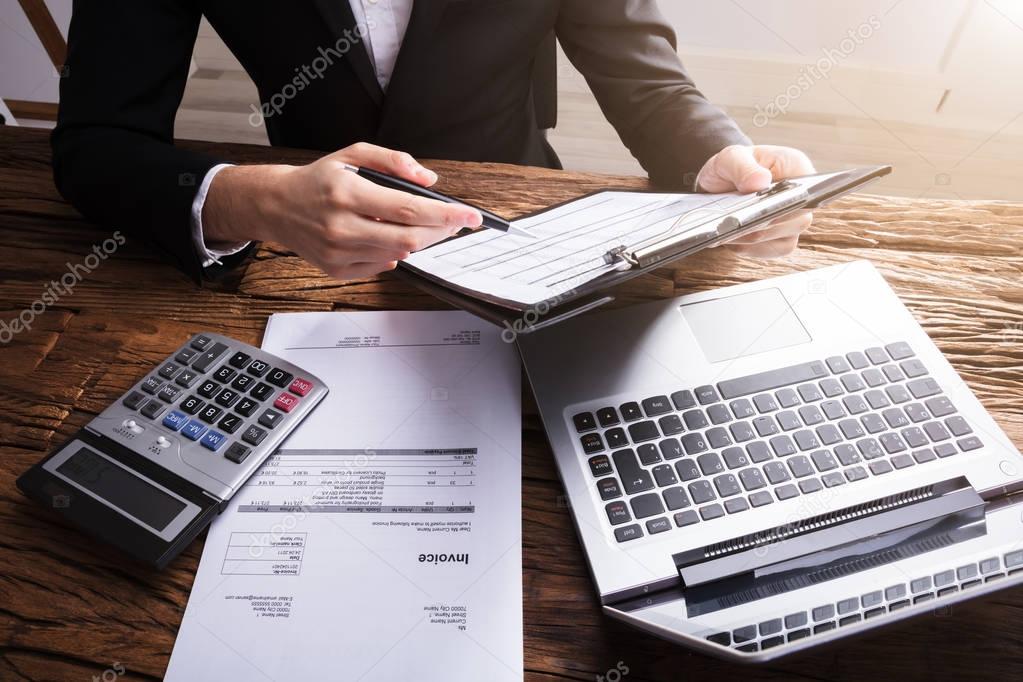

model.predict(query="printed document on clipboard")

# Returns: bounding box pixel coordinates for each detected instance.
[401,166,891,315]
[166,311,523,682]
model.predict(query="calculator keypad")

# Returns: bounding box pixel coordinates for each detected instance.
[119,333,321,470]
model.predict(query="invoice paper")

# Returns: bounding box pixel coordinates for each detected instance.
[166,311,522,682]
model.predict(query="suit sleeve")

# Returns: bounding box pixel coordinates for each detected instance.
[555,0,751,189]
[52,0,250,282]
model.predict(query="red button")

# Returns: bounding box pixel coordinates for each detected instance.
[274,392,299,413]
[289,378,313,396]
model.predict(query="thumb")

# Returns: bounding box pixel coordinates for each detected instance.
[698,145,773,193]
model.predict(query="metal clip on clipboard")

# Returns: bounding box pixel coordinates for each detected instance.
[602,179,809,271]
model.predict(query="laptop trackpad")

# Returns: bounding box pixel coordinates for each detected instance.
[679,288,810,363]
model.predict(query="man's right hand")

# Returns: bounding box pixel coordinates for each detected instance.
[201,143,483,280]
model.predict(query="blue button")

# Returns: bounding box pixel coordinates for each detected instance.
[200,430,227,451]
[182,420,207,441]
[162,410,189,432]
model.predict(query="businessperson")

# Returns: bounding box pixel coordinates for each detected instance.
[52,0,815,283]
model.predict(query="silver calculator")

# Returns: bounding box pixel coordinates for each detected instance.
[17,333,328,568]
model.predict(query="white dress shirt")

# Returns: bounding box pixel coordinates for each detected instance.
[192,0,414,267]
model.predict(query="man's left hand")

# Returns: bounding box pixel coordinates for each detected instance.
[695,145,816,258]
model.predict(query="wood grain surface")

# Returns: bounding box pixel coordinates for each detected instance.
[1,126,1021,682]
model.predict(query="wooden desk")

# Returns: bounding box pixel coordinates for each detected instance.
[1,125,1021,681]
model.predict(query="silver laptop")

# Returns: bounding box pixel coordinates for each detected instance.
[518,260,1023,662]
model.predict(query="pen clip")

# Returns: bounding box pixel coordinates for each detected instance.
[603,245,638,270]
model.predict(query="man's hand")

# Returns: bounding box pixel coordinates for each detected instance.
[695,145,816,258]
[202,143,483,280]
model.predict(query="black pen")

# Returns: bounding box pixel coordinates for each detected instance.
[343,164,536,238]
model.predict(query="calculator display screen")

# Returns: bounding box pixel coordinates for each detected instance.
[56,447,186,531]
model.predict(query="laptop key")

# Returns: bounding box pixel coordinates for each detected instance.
[652,464,677,487]
[612,449,654,494]
[957,436,983,452]
[946,415,972,436]
[886,341,914,360]
[662,486,690,510]
[910,576,932,593]
[620,402,642,421]
[749,490,773,507]
[869,460,893,475]
[841,373,866,392]
[688,480,716,504]
[844,466,868,482]
[798,478,823,494]
[891,454,914,469]
[597,477,622,500]
[699,503,725,520]
[882,407,908,428]
[706,427,732,449]
[630,493,665,519]
[827,356,851,374]
[674,510,699,527]
[837,598,859,615]
[707,404,732,425]
[862,414,886,434]
[817,424,842,446]
[902,426,928,448]
[730,398,755,418]
[637,444,661,465]
[834,444,861,466]
[865,390,890,410]
[675,459,700,482]
[777,410,801,431]
[753,394,779,413]
[720,447,748,470]
[924,421,951,442]
[659,438,684,460]
[697,452,724,476]
[770,435,796,457]
[605,501,631,525]
[861,591,883,608]
[812,604,836,621]
[714,473,741,497]
[580,433,604,454]
[886,384,912,404]
[695,385,719,405]
[789,456,814,477]
[925,396,956,417]
[912,447,937,463]
[738,467,766,490]
[847,351,868,369]
[810,449,838,472]
[573,412,597,432]
[797,383,823,402]
[759,619,783,636]
[746,441,772,463]
[776,388,800,408]
[907,378,941,399]
[642,395,672,417]
[682,410,708,430]
[839,614,861,627]
[646,517,672,535]
[798,405,824,426]
[706,632,731,646]
[596,407,620,427]
[814,622,837,634]
[658,414,684,436]
[717,361,828,400]
[601,428,628,451]
[820,378,844,398]
[905,403,930,422]
[681,433,708,455]
[935,443,958,458]
[729,421,755,443]
[753,416,779,437]
[614,524,643,543]
[818,472,842,488]
[857,437,884,459]
[843,394,869,415]
[764,462,791,484]
[628,421,660,443]
[879,432,907,454]
[670,390,696,410]
[724,497,749,514]
[775,483,799,500]
[794,430,820,451]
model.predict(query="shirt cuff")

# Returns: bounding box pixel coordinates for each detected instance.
[190,163,252,268]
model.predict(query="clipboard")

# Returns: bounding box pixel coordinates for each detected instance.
[397,165,892,332]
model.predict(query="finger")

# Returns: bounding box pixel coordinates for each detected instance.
[329,142,438,187]
[725,235,800,259]
[342,173,482,229]
[343,215,459,253]
[327,260,400,281]
[752,145,816,180]
[727,211,813,245]
[698,145,773,193]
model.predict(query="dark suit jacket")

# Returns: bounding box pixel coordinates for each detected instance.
[52,0,750,281]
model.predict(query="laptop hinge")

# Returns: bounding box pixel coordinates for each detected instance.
[674,477,983,589]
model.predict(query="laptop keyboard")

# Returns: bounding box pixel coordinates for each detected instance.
[706,549,1023,652]
[571,342,984,544]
